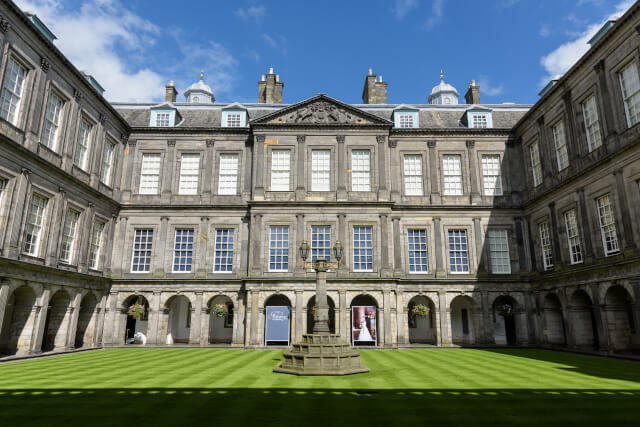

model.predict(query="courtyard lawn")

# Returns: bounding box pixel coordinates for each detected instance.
[0,349,639,426]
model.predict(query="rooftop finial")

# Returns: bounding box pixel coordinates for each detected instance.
[368,68,373,75]
[200,69,204,80]
[269,66,274,74]
[440,69,444,81]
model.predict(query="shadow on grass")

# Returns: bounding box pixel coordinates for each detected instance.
[478,348,640,383]
[1,388,639,426]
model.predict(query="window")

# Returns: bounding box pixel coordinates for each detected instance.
[481,155,502,196]
[41,92,64,150]
[351,150,371,192]
[530,141,542,187]
[564,209,583,264]
[442,155,463,195]
[226,113,241,127]
[472,114,487,128]
[271,150,290,191]
[552,121,569,171]
[173,229,194,272]
[155,112,170,127]
[73,119,92,170]
[60,209,80,263]
[311,150,330,191]
[394,110,418,128]
[218,153,238,195]
[468,112,493,128]
[353,225,373,271]
[539,220,553,270]
[23,194,47,256]
[100,141,114,185]
[222,110,246,127]
[178,153,200,195]
[398,114,414,128]
[487,229,510,274]
[0,178,7,201]
[448,230,469,273]
[596,194,619,255]
[311,225,331,262]
[0,57,27,125]
[214,229,234,272]
[269,225,289,272]
[619,61,640,127]
[582,95,602,151]
[131,229,153,272]
[407,229,428,273]
[89,221,105,270]
[403,155,423,196]
[139,153,161,194]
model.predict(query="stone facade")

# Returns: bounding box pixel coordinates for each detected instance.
[0,0,638,356]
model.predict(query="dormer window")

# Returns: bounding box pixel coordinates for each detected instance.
[393,109,418,128]
[466,109,493,128]
[399,114,414,128]
[150,108,176,127]
[226,113,241,127]
[222,106,247,127]
[156,112,170,127]
[472,114,487,128]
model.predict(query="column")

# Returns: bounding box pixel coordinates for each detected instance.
[154,217,169,276]
[337,213,347,277]
[594,60,619,148]
[117,216,129,276]
[376,135,390,201]
[94,294,107,347]
[472,217,484,273]
[89,117,105,187]
[146,291,161,345]
[514,217,527,273]
[427,140,440,204]
[45,188,66,266]
[339,289,348,342]
[240,216,250,275]
[438,290,451,345]
[66,292,82,349]
[392,217,402,274]
[25,58,48,151]
[395,290,406,345]
[537,116,552,185]
[250,214,262,275]
[389,139,401,202]
[466,140,481,204]
[77,203,94,273]
[196,217,209,277]
[202,139,215,202]
[379,214,391,276]
[613,169,636,250]
[254,136,265,199]
[525,216,538,272]
[548,202,563,265]
[243,139,252,200]
[336,135,347,200]
[576,187,594,260]
[102,292,118,346]
[561,90,580,163]
[232,292,246,346]
[589,282,609,351]
[61,92,80,173]
[433,217,444,276]
[249,291,260,346]
[383,290,393,347]
[161,140,176,202]
[3,169,30,258]
[0,283,11,337]
[103,215,118,274]
[481,291,494,344]
[200,305,210,346]
[31,288,51,354]
[295,213,305,275]
[295,135,306,200]
[121,139,136,202]
[295,291,304,339]
[524,291,536,345]
[189,292,203,345]
[631,280,640,338]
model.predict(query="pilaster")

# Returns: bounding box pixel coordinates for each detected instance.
[438,290,451,345]
[466,140,481,204]
[376,135,390,201]
[202,139,215,202]
[296,135,306,200]
[427,140,440,204]
[336,135,347,201]
[392,217,402,274]
[161,139,176,202]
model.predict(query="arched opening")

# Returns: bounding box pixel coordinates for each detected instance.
[569,289,598,350]
[604,285,636,352]
[42,290,71,352]
[350,294,378,346]
[123,295,149,344]
[306,295,336,334]
[0,286,37,355]
[450,295,479,345]
[493,295,518,345]
[264,294,291,346]
[543,293,566,346]
[75,293,98,348]
[208,295,234,344]
[407,295,436,344]
[166,295,192,344]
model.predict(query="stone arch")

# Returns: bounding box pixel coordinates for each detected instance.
[75,292,98,348]
[0,286,37,356]
[165,295,192,344]
[569,289,598,350]
[264,293,292,346]
[600,281,636,304]
[407,295,436,344]
[207,294,234,344]
[542,293,566,346]
[350,294,378,346]
[450,295,480,345]
[492,295,520,345]
[306,295,336,334]
[604,285,636,352]
[121,294,150,344]
[41,290,72,352]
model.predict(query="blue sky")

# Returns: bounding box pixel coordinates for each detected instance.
[15,0,635,105]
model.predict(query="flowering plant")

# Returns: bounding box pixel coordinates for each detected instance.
[127,303,146,320]
[411,304,430,317]
[498,304,513,317]
[213,304,228,318]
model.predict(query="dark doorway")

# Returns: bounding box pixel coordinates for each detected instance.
[306,296,336,334]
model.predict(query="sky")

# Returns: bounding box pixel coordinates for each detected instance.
[13,0,636,105]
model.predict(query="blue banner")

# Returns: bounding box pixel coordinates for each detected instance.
[265,306,290,343]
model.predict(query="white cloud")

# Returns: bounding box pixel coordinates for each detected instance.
[261,33,287,56]
[234,5,266,23]
[424,0,444,31]
[392,0,419,20]
[539,0,634,86]
[477,76,504,97]
[499,0,520,8]
[539,24,551,37]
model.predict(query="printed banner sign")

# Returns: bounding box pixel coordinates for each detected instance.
[352,306,377,344]
[265,306,290,344]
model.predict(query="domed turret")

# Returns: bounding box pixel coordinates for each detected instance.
[184,71,215,103]
[428,71,459,105]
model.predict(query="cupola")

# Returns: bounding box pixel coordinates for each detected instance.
[428,71,459,105]
[184,71,215,103]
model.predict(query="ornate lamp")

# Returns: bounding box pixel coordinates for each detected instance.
[333,240,344,263]
[298,240,310,262]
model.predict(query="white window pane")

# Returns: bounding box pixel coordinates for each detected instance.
[131,229,153,272]
[442,155,463,195]
[530,141,542,187]
[481,155,502,196]
[596,194,619,255]
[89,221,105,270]
[42,92,63,150]
[407,229,428,272]
[564,209,583,264]
[488,229,510,274]
[311,225,331,262]
[226,113,242,127]
[218,154,239,195]
[539,221,553,270]
[353,225,373,271]
[620,61,640,127]
[311,150,330,191]
[60,209,80,263]
[100,142,114,185]
[403,155,423,196]
[179,154,200,195]
[173,229,194,272]
[139,153,161,194]
[552,121,569,171]
[582,95,602,152]
[73,120,92,170]
[271,150,290,191]
[351,150,371,192]
[155,112,170,127]
[0,58,27,125]
[398,114,414,128]
[23,194,47,256]
[448,229,469,273]
[269,226,289,271]
[214,229,235,272]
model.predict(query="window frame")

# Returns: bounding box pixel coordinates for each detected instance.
[270,149,291,192]
[40,90,65,151]
[538,220,554,270]
[138,152,162,195]
[217,152,239,195]
[407,228,428,273]
[0,55,29,126]
[222,109,247,127]
[89,220,105,270]
[352,225,374,272]
[311,225,332,263]
[487,229,511,274]
[442,154,463,196]
[480,154,503,196]
[73,117,93,171]
[214,228,235,273]
[311,149,331,192]
[130,228,154,273]
[100,139,115,186]
[551,120,569,171]
[22,193,48,257]
[177,152,201,195]
[595,193,620,256]
[530,140,542,187]
[581,94,602,152]
[447,229,470,274]
[268,225,290,272]
[403,154,424,196]
[350,149,372,192]
[59,208,81,264]
[172,228,195,273]
[563,209,583,265]
[618,60,640,128]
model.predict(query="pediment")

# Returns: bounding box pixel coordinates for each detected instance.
[251,94,392,126]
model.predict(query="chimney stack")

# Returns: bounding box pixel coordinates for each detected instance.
[464,80,481,105]
[165,80,177,103]
[258,67,284,103]
[362,69,387,104]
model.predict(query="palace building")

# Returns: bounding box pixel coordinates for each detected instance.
[0,0,639,356]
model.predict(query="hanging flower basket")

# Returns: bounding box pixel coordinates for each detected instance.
[411,304,430,317]
[213,304,228,318]
[498,304,513,317]
[127,303,146,320]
